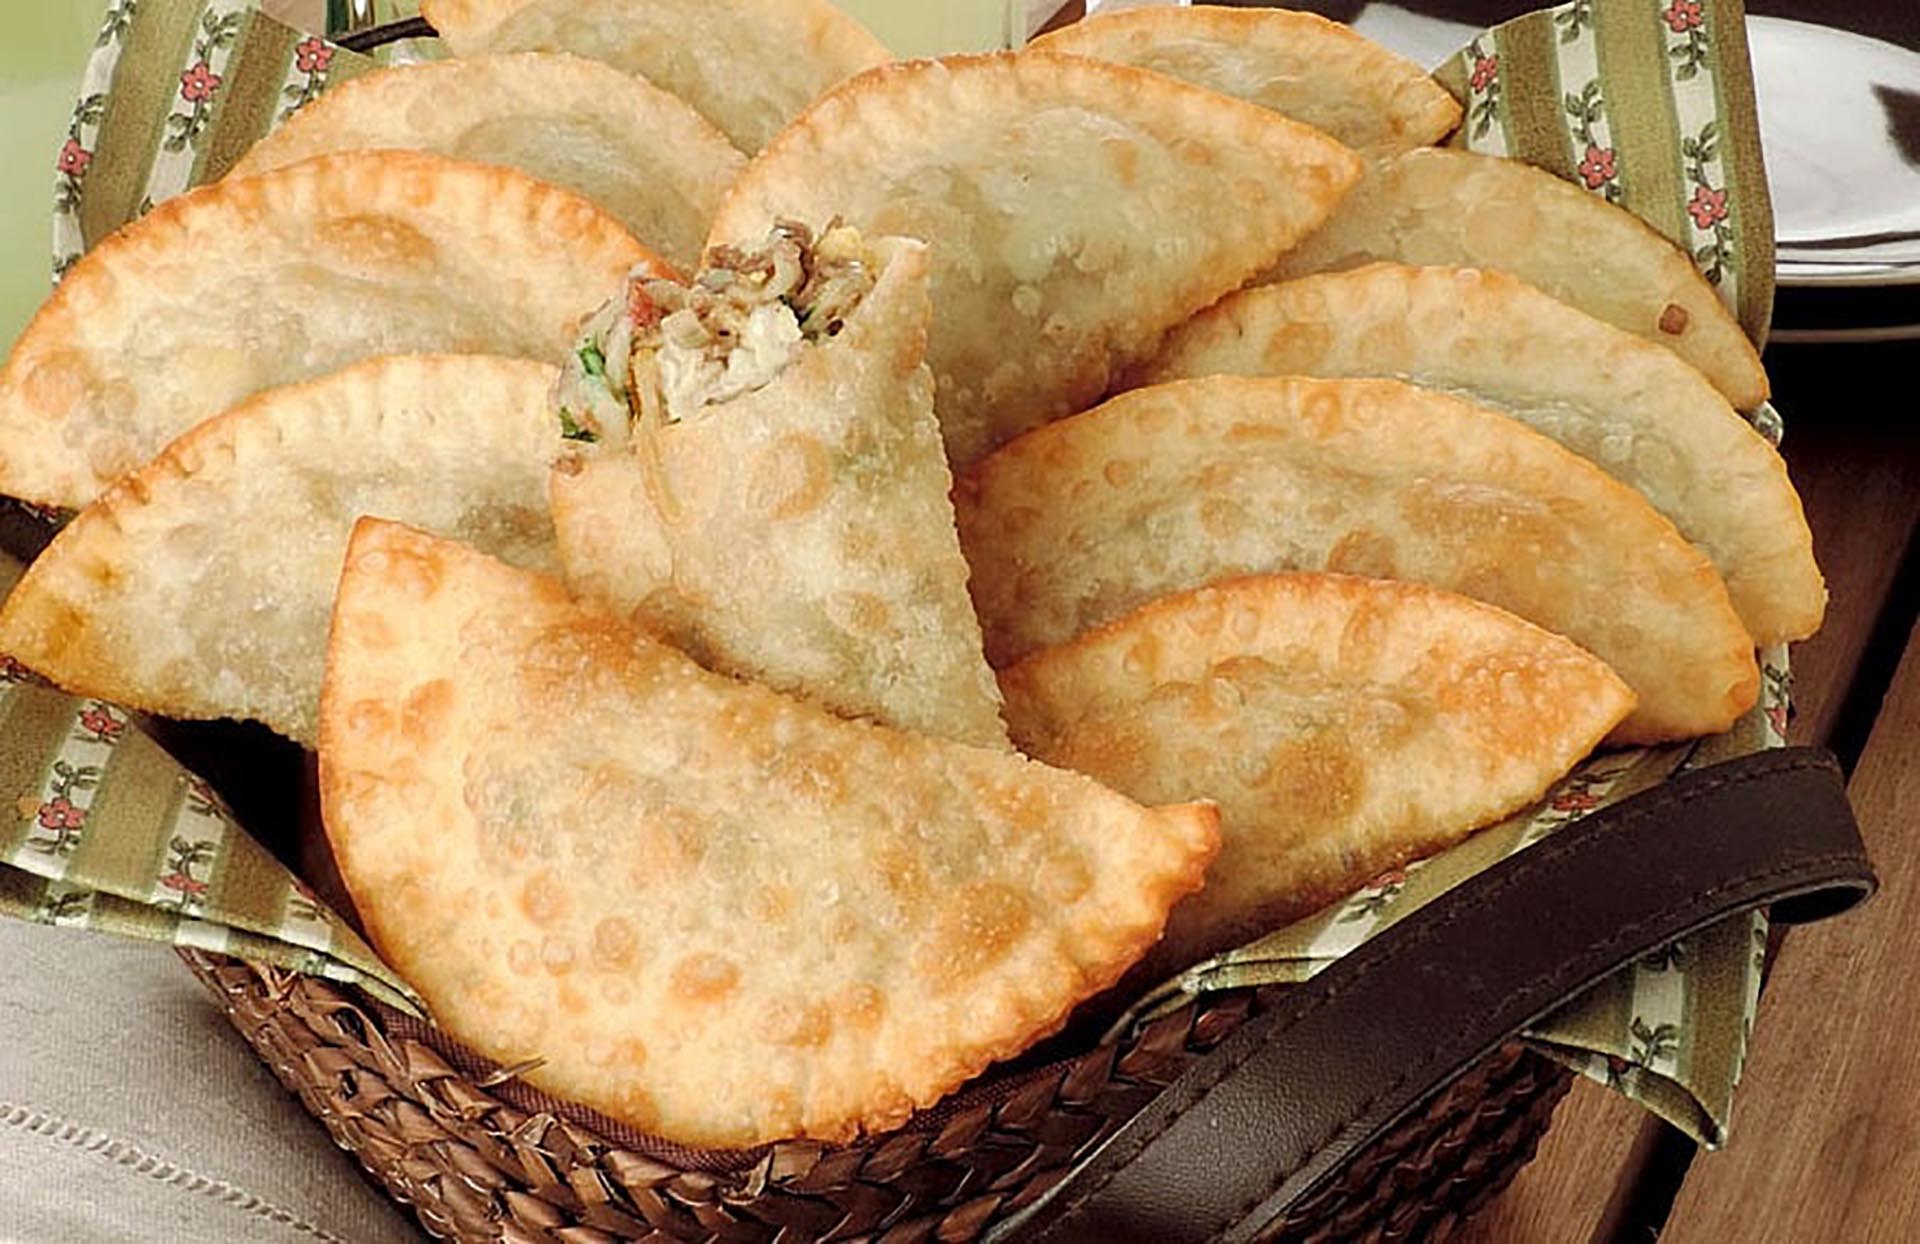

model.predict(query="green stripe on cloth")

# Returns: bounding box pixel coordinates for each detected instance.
[0,679,424,1009]
[0,867,52,916]
[81,0,207,247]
[87,888,190,940]
[1493,19,1574,176]
[1709,0,1776,342]
[1576,969,1639,1042]
[1592,0,1691,250]
[1677,912,1762,1137]
[207,820,303,938]
[194,9,297,183]
[322,41,380,89]
[66,730,184,892]
[224,924,424,1014]
[0,688,77,858]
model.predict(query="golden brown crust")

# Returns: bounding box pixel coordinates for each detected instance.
[229,53,744,270]
[420,0,890,153]
[318,519,1219,1147]
[1001,573,1633,975]
[0,150,665,509]
[1030,7,1460,153]
[0,355,562,743]
[1141,263,1822,644]
[955,374,1758,744]
[708,52,1362,465]
[1266,147,1769,409]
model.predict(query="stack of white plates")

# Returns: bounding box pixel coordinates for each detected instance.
[1759,15,1920,343]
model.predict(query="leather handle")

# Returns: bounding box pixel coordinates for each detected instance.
[994,748,1875,1244]
[331,15,434,52]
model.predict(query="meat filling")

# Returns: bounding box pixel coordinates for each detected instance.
[557,220,875,450]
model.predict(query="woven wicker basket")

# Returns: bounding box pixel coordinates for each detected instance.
[180,953,1570,1243]
[169,744,1876,1243]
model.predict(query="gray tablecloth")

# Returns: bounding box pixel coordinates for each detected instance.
[0,920,420,1243]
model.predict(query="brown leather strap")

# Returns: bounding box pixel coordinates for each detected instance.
[994,748,1874,1244]
[332,14,433,52]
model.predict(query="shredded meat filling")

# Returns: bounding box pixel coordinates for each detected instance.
[554,220,877,449]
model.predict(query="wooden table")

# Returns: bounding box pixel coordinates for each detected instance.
[1460,340,1920,1243]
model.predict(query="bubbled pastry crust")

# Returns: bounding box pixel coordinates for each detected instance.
[0,150,665,509]
[0,355,563,744]
[1001,573,1634,980]
[955,374,1759,744]
[420,0,890,154]
[1030,6,1460,155]
[318,520,1219,1148]
[552,239,1009,748]
[229,52,744,271]
[708,52,1363,465]
[1141,263,1823,645]
[1266,148,1769,411]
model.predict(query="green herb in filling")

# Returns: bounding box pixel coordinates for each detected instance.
[557,406,599,444]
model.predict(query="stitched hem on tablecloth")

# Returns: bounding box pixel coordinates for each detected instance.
[0,1101,351,1244]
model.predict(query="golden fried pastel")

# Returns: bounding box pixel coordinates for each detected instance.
[552,233,1007,746]
[0,150,666,509]
[421,0,890,153]
[318,519,1220,1147]
[1030,6,1459,154]
[956,375,1758,743]
[0,355,562,744]
[1141,263,1823,644]
[1266,148,1768,409]
[1002,574,1634,978]
[230,53,743,270]
[708,52,1362,465]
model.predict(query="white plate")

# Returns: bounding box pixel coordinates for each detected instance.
[1753,17,1920,288]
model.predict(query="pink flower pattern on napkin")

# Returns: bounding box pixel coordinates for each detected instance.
[1663,0,1704,34]
[37,797,84,833]
[57,139,92,178]
[78,706,125,742]
[1578,144,1617,190]
[1688,184,1729,228]
[180,61,222,103]
[294,37,333,75]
